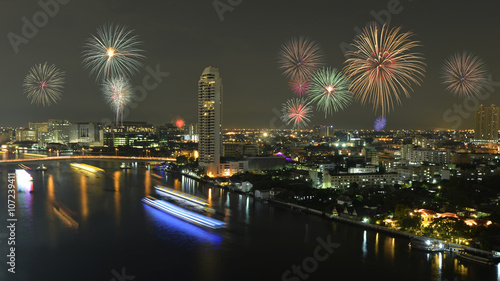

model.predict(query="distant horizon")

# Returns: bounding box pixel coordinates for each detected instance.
[0,118,482,132]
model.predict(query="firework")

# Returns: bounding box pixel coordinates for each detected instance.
[281,98,313,129]
[344,23,426,116]
[23,62,65,106]
[82,23,145,82]
[441,51,488,99]
[175,118,185,128]
[278,36,323,80]
[374,116,387,131]
[289,77,311,96]
[102,76,132,126]
[308,67,353,118]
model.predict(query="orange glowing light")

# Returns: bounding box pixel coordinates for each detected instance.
[107,47,115,58]
[176,119,185,128]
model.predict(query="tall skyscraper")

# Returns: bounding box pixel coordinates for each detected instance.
[198,66,223,176]
[475,104,499,142]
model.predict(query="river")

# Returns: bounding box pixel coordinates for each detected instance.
[0,159,498,281]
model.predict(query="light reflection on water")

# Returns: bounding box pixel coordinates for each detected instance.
[113,170,121,225]
[454,258,468,276]
[497,263,500,280]
[362,230,367,259]
[80,174,88,222]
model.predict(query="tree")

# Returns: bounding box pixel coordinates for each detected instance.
[176,155,188,165]
[394,204,421,231]
[428,217,461,240]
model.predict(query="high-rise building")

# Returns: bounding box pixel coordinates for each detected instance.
[198,66,223,176]
[313,125,334,137]
[475,104,499,143]
[48,119,70,144]
[29,122,49,146]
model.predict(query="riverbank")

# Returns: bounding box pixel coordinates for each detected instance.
[266,198,500,264]
[173,171,500,265]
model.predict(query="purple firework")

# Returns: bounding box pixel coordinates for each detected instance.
[374,116,387,131]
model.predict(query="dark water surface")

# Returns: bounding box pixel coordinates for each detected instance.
[0,159,498,281]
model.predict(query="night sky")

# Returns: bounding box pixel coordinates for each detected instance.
[1,0,500,130]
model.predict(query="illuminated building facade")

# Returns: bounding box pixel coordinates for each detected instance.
[475,104,499,143]
[198,66,223,176]
[69,123,103,146]
[105,122,157,148]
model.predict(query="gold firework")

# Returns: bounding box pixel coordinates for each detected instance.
[344,23,426,116]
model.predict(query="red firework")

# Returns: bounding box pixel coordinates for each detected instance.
[289,78,311,96]
[281,98,313,128]
[175,119,185,128]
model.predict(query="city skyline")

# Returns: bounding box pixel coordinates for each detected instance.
[3,2,500,280]
[2,1,500,130]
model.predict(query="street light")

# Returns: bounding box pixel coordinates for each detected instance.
[115,148,118,157]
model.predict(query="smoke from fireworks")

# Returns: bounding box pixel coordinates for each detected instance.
[23,62,65,107]
[344,23,426,116]
[441,51,488,99]
[278,36,323,80]
[102,77,132,126]
[281,98,313,129]
[374,116,387,131]
[308,67,353,118]
[82,23,145,82]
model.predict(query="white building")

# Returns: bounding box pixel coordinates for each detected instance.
[407,148,450,165]
[69,123,103,147]
[330,172,397,188]
[219,160,248,177]
[198,66,223,176]
[348,166,377,174]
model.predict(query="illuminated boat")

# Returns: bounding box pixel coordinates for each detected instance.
[18,163,31,170]
[142,196,226,229]
[410,238,444,252]
[120,162,131,169]
[15,169,33,192]
[70,163,105,173]
[36,164,48,171]
[455,250,500,265]
[51,201,79,228]
[152,173,162,180]
[154,185,209,207]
